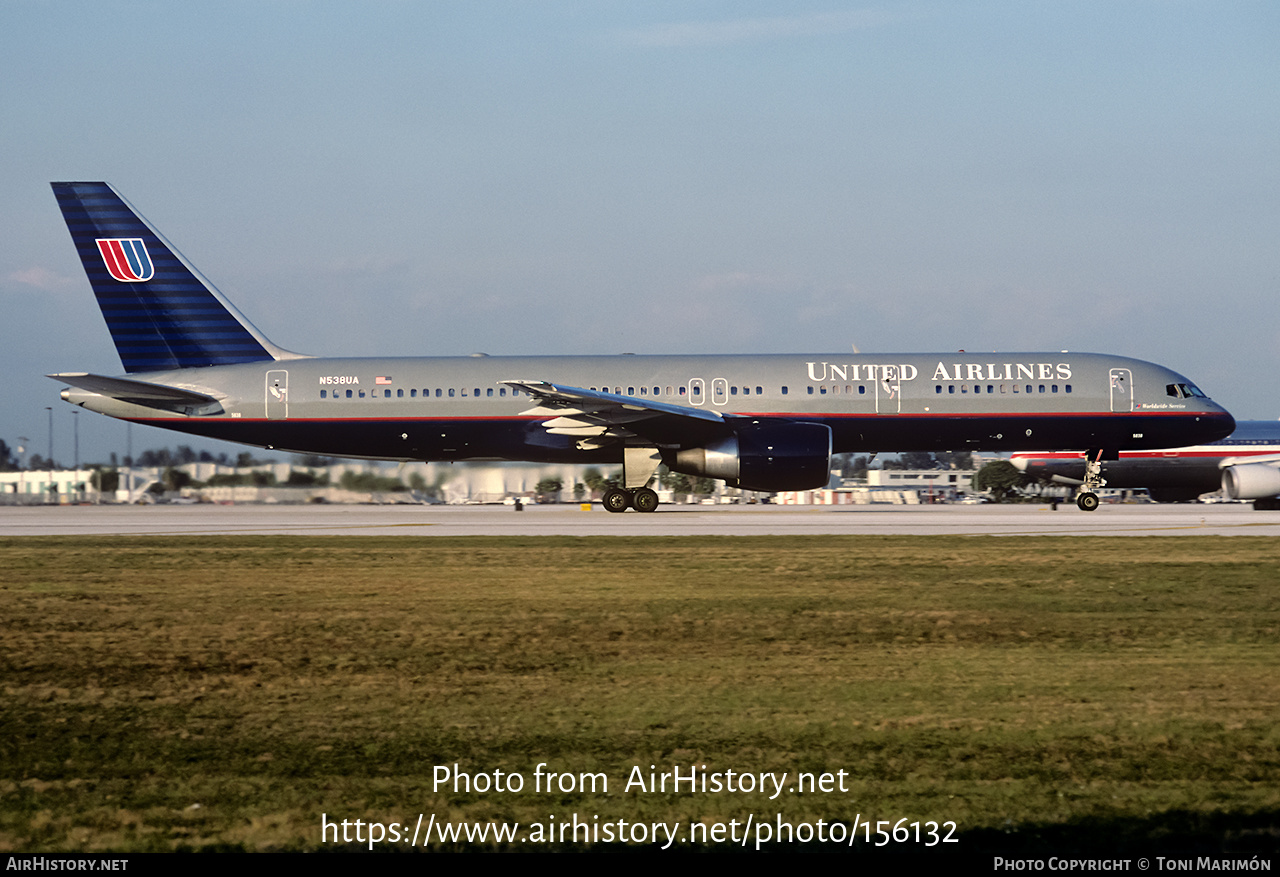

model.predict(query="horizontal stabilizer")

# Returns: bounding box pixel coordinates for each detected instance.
[49,372,222,414]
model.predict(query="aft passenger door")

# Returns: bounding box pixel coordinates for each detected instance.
[266,370,289,420]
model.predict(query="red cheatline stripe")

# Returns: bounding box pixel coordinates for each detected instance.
[1013,449,1280,460]
[125,412,1233,427]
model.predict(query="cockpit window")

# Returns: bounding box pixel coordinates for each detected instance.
[1167,383,1208,399]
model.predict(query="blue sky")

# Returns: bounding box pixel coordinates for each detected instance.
[3,1,1277,463]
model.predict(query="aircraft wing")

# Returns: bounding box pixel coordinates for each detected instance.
[48,372,223,414]
[503,379,726,449]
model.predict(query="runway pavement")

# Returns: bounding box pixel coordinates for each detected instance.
[3,501,1278,536]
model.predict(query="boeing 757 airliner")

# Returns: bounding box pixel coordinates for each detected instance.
[48,182,1235,512]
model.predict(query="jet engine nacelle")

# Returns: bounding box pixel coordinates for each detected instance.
[1222,463,1280,500]
[670,422,832,492]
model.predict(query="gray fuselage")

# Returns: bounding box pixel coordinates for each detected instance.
[62,351,1234,464]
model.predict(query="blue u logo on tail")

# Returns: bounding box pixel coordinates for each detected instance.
[95,238,154,282]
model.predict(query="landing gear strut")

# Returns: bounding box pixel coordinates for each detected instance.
[1075,448,1107,512]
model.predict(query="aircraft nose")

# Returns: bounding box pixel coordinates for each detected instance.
[1202,408,1236,443]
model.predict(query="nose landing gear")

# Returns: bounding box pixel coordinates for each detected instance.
[1075,448,1108,512]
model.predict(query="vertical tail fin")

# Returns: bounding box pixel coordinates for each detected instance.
[51,182,296,373]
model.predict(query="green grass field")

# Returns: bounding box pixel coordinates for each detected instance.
[1,536,1277,852]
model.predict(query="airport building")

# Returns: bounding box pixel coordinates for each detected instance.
[774,467,977,505]
[0,469,99,503]
[865,467,974,499]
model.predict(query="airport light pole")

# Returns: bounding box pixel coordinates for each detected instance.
[46,407,53,504]
[18,436,28,500]
[72,410,80,502]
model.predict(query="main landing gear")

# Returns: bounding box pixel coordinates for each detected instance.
[599,447,664,513]
[601,486,659,514]
[1075,448,1107,512]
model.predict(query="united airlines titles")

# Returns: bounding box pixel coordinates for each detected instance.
[806,362,918,382]
[805,361,1072,383]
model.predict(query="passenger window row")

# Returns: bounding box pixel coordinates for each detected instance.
[586,385,767,396]
[316,385,785,400]
[807,385,870,395]
[935,384,1072,395]
[318,382,1079,401]
[319,387,526,399]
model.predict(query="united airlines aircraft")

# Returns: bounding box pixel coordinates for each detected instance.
[1012,421,1280,509]
[49,182,1235,512]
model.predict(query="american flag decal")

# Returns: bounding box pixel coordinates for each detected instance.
[375,376,393,385]
[96,238,154,282]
